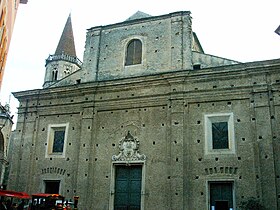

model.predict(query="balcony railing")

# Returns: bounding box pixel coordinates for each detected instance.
[45,54,82,67]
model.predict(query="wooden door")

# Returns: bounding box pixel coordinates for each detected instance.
[114,165,142,210]
[210,182,233,210]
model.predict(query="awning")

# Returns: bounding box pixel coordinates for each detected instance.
[32,193,64,200]
[0,189,30,199]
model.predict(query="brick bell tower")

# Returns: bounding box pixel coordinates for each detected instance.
[43,14,82,88]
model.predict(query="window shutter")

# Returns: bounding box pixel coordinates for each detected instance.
[125,39,142,66]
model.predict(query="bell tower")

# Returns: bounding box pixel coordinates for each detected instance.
[43,14,82,88]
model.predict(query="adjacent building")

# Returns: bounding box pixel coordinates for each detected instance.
[0,104,13,188]
[0,0,27,189]
[0,0,28,90]
[7,11,280,210]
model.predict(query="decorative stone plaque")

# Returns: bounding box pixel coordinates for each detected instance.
[112,131,146,162]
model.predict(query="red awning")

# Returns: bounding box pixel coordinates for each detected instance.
[0,189,30,199]
[32,193,64,199]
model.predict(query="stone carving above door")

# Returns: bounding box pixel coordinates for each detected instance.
[112,131,146,162]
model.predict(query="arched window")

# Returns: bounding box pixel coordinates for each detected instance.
[52,70,58,81]
[125,39,142,66]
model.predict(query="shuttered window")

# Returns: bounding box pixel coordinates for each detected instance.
[125,39,142,66]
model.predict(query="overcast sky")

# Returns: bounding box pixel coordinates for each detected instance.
[1,0,280,119]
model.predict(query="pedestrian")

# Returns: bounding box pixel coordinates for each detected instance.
[5,200,11,210]
[0,200,7,210]
[10,203,17,210]
[17,201,24,210]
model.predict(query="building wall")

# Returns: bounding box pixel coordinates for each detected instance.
[9,59,280,209]
[82,11,193,82]
[52,11,237,89]
[6,10,280,210]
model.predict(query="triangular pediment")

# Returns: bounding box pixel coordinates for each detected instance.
[125,11,152,21]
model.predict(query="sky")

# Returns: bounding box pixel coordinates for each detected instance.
[1,0,280,122]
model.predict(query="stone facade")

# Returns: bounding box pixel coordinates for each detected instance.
[7,11,280,210]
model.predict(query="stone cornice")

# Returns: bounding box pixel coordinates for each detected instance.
[87,11,191,32]
[12,58,280,101]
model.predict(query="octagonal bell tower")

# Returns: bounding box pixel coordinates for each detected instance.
[43,14,82,88]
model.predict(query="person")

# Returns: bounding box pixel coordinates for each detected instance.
[55,203,63,210]
[0,200,7,210]
[10,203,17,210]
[5,200,11,210]
[65,204,72,210]
[17,201,24,210]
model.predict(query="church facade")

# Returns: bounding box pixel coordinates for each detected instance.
[7,11,280,210]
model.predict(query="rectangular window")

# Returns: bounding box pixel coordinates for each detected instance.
[205,113,235,154]
[53,130,65,153]
[46,123,68,158]
[212,122,229,149]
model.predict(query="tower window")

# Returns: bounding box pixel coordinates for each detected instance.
[193,64,201,70]
[52,70,58,81]
[125,39,142,66]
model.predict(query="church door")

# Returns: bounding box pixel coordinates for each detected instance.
[210,182,233,210]
[114,165,142,210]
[44,180,60,194]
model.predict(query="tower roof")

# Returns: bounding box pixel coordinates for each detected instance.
[55,14,76,57]
[125,11,152,21]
